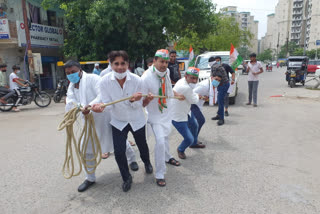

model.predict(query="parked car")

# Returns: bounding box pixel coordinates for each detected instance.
[307,60,320,74]
[272,61,277,66]
[194,51,239,104]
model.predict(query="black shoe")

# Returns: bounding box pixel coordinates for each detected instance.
[217,119,224,126]
[129,162,139,171]
[78,180,95,192]
[145,163,153,174]
[225,111,229,117]
[211,115,220,120]
[122,175,132,192]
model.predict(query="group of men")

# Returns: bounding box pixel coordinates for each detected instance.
[64,48,238,193]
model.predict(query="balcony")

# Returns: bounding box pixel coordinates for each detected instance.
[293,4,303,8]
[292,10,303,15]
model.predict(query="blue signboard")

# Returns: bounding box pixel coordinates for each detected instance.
[316,40,320,46]
[0,19,10,39]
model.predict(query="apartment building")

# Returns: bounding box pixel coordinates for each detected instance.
[0,0,64,90]
[222,7,259,54]
[262,0,320,56]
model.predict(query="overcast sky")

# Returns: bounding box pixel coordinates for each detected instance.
[212,0,279,39]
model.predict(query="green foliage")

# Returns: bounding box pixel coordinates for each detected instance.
[277,41,320,59]
[237,46,251,60]
[257,49,273,62]
[42,0,216,61]
[176,15,253,54]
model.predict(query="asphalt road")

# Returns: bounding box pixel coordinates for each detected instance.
[1,67,320,214]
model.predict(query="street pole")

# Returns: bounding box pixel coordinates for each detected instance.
[22,0,34,82]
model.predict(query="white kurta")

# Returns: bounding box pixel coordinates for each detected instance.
[141,66,173,179]
[66,72,114,155]
[65,72,112,182]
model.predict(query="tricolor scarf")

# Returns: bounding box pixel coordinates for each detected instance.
[153,66,167,113]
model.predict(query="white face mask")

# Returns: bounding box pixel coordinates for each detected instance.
[113,70,127,80]
[189,83,197,89]
[208,62,214,67]
[16,70,21,74]
[154,66,166,77]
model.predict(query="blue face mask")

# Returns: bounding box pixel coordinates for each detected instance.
[67,72,80,83]
[212,79,220,87]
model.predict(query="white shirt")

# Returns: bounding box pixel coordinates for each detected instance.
[193,79,210,110]
[100,64,112,77]
[171,78,199,122]
[100,71,146,131]
[141,66,174,124]
[9,72,19,89]
[248,61,262,81]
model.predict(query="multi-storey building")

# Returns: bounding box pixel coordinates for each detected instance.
[291,0,304,45]
[306,0,320,50]
[263,0,320,56]
[0,0,65,90]
[221,7,259,54]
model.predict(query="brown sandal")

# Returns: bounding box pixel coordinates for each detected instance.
[166,158,181,166]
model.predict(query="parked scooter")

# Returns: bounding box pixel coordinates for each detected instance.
[53,79,69,103]
[0,80,51,111]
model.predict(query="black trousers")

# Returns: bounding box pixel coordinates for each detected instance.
[112,124,151,182]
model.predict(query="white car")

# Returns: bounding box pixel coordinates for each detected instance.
[194,51,239,104]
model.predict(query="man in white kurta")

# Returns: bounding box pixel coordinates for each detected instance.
[141,49,181,187]
[64,60,109,192]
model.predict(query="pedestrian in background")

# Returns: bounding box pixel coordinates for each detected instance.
[0,64,15,104]
[92,63,101,75]
[246,53,263,107]
[209,58,230,126]
[168,50,181,85]
[214,56,235,117]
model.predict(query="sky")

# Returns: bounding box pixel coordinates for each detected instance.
[212,0,279,39]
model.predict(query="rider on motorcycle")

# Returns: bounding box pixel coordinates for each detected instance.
[0,64,16,105]
[9,65,28,112]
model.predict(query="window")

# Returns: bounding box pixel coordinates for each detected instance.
[28,3,41,24]
[47,10,56,26]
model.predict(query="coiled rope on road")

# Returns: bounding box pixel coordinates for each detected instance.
[58,95,178,179]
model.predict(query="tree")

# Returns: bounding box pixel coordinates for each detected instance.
[42,0,217,61]
[278,41,300,58]
[176,15,253,54]
[257,49,272,62]
[238,46,251,60]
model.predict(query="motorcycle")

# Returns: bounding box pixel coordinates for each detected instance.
[285,56,308,88]
[53,79,69,103]
[0,80,51,112]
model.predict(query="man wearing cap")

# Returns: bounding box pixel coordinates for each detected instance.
[171,67,205,159]
[0,7,7,19]
[93,63,101,75]
[209,57,230,126]
[141,49,182,187]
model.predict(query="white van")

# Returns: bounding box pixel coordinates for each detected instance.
[194,51,239,104]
